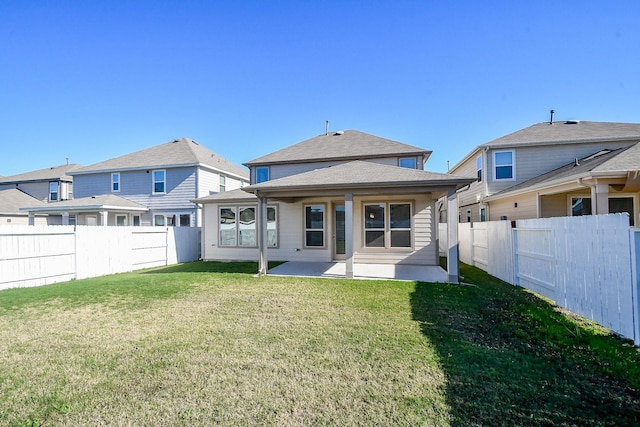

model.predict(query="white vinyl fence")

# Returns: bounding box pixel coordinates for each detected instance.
[441,214,640,345]
[0,225,201,290]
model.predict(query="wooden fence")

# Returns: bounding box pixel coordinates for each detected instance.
[0,225,201,290]
[441,214,640,345]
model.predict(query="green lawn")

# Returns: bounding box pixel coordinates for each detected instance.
[0,261,639,426]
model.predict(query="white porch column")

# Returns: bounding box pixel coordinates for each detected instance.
[345,193,354,279]
[100,211,108,226]
[257,194,268,276]
[592,182,610,215]
[28,212,35,226]
[446,189,460,283]
[61,212,70,225]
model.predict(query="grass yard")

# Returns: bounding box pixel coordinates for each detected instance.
[0,261,639,426]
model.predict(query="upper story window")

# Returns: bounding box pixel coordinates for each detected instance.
[219,175,226,193]
[399,157,417,169]
[476,156,482,182]
[111,173,120,192]
[256,167,269,183]
[493,150,515,180]
[153,170,166,194]
[49,182,59,201]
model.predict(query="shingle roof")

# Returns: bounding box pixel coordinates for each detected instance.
[244,130,431,166]
[192,188,257,204]
[71,137,249,179]
[21,194,148,212]
[0,163,82,184]
[0,188,46,214]
[243,160,474,193]
[486,143,640,199]
[484,121,640,148]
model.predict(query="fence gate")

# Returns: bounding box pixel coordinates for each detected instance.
[513,227,556,302]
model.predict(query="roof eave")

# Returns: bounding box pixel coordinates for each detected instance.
[243,178,475,194]
[243,151,432,168]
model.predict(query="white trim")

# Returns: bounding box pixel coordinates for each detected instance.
[304,203,326,248]
[493,150,516,181]
[398,157,417,169]
[152,169,166,194]
[111,172,120,192]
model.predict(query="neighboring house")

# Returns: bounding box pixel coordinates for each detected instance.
[0,163,80,203]
[0,188,47,225]
[29,137,250,227]
[193,130,474,280]
[448,120,640,223]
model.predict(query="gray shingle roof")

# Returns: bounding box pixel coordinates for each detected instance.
[71,137,249,179]
[0,188,46,214]
[21,194,148,212]
[244,130,431,166]
[244,160,474,193]
[0,163,82,184]
[192,188,257,204]
[484,121,640,148]
[486,143,640,199]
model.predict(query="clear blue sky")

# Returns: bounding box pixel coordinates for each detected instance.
[1,1,639,177]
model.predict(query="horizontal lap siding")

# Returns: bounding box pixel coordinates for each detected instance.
[489,194,538,221]
[269,158,408,180]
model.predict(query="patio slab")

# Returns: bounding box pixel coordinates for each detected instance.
[268,261,448,282]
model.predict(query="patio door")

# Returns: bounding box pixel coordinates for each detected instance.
[333,204,346,260]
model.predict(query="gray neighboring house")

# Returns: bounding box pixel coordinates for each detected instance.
[194,130,474,281]
[0,188,47,225]
[447,120,640,223]
[30,137,250,227]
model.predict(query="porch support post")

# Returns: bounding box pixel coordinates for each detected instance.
[592,181,610,215]
[100,211,108,226]
[446,188,460,283]
[61,212,70,225]
[28,212,35,226]
[345,193,354,279]
[257,193,268,276]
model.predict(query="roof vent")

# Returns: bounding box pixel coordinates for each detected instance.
[565,120,580,124]
[334,131,344,136]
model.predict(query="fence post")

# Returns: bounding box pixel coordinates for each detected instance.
[630,229,640,346]
[512,225,519,287]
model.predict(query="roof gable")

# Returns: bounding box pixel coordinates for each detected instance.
[0,188,46,214]
[71,137,249,179]
[245,130,431,166]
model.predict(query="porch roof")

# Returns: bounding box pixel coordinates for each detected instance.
[192,188,257,204]
[20,194,149,213]
[242,160,474,197]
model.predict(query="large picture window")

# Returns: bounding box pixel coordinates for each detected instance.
[494,151,514,180]
[220,205,278,247]
[305,205,325,247]
[364,202,412,249]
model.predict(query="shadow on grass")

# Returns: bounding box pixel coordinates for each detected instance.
[411,261,640,426]
[141,260,285,275]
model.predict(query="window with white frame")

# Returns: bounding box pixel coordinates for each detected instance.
[112,173,120,192]
[256,167,269,183]
[116,215,127,226]
[219,175,226,193]
[364,202,412,248]
[152,170,166,194]
[476,156,482,181]
[219,205,278,247]
[179,214,190,227]
[49,182,59,201]
[493,150,514,180]
[399,157,417,169]
[304,205,325,247]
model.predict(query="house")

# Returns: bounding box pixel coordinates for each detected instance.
[0,163,80,203]
[23,137,250,226]
[0,188,47,225]
[448,119,640,223]
[193,130,475,281]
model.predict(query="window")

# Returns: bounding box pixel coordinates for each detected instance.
[476,156,482,181]
[256,167,269,183]
[494,151,514,180]
[112,173,120,192]
[133,215,141,226]
[571,197,592,216]
[116,215,127,226]
[399,157,417,169]
[480,207,487,222]
[364,203,412,248]
[153,170,166,193]
[305,205,325,247]
[49,182,59,201]
[179,214,191,227]
[154,215,165,226]
[219,205,278,247]
[610,197,635,226]
[219,175,226,193]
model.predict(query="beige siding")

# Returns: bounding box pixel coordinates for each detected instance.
[541,193,570,218]
[488,194,538,221]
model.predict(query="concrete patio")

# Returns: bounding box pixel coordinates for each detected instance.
[268,261,448,282]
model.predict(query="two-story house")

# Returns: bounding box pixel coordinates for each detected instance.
[193,130,474,280]
[23,137,249,226]
[448,119,640,224]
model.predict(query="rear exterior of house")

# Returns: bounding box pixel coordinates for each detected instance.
[194,130,474,278]
[449,120,640,223]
